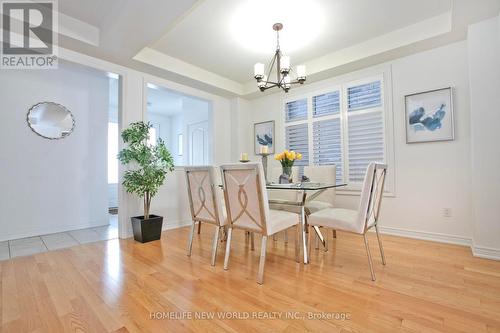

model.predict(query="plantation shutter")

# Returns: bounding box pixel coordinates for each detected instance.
[347,80,384,182]
[347,81,382,111]
[285,98,307,122]
[313,91,340,117]
[312,118,343,180]
[285,123,309,168]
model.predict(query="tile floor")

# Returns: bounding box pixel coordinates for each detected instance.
[0,215,118,260]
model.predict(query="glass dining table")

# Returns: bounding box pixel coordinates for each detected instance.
[266,182,347,264]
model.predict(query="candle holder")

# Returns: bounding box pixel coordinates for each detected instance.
[258,153,271,183]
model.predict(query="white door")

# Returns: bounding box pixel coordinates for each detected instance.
[188,121,209,165]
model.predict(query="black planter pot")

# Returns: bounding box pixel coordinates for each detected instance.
[131,215,163,243]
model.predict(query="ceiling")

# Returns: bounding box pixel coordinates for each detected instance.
[56,0,500,98]
[151,0,451,83]
[58,0,121,28]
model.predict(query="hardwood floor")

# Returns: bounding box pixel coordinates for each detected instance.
[1,224,500,333]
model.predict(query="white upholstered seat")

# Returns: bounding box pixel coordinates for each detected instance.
[307,208,359,233]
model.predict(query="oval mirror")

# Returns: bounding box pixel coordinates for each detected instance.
[27,102,75,140]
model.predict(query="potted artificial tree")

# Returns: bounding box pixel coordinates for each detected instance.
[118,121,174,243]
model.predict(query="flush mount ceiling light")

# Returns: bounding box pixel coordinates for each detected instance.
[253,23,306,93]
[230,0,324,55]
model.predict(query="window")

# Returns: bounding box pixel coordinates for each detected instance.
[313,91,340,117]
[313,118,343,180]
[285,123,309,168]
[285,98,307,122]
[284,75,389,190]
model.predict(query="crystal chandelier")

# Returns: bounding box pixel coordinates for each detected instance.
[253,23,306,93]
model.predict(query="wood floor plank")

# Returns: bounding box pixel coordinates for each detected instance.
[1,224,500,333]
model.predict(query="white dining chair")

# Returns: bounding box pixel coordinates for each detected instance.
[221,163,300,284]
[303,165,336,214]
[185,166,227,266]
[307,162,387,281]
[268,166,299,242]
[304,165,337,249]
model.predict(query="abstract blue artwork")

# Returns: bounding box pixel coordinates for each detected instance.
[254,120,275,154]
[405,87,454,143]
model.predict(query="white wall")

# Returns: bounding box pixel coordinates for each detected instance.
[148,112,172,147]
[170,114,184,165]
[468,15,500,258]
[0,62,109,241]
[238,41,474,245]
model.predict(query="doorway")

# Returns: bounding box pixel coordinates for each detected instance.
[146,83,212,166]
[188,121,209,165]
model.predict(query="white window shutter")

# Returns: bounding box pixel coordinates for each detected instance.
[347,111,384,182]
[313,91,340,117]
[285,98,307,122]
[285,123,309,167]
[313,118,343,180]
[347,81,382,111]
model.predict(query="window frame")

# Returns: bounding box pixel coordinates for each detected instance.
[283,68,395,195]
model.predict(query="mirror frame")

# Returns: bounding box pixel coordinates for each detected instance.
[26,102,76,140]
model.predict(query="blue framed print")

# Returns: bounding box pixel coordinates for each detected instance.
[405,87,454,143]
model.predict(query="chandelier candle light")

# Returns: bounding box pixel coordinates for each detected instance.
[253,23,306,92]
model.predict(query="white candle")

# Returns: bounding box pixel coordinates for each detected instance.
[281,56,290,72]
[296,65,306,78]
[241,152,249,161]
[254,63,264,77]
[260,145,269,154]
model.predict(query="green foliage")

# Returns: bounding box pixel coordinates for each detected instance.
[118,121,174,218]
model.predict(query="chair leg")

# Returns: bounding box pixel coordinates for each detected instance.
[307,224,312,260]
[301,209,309,264]
[323,232,328,252]
[295,224,300,263]
[250,232,255,251]
[375,224,386,265]
[332,229,337,238]
[284,230,288,244]
[257,236,268,284]
[210,226,220,266]
[187,222,196,256]
[223,227,233,270]
[197,221,201,234]
[363,234,376,281]
[312,226,328,252]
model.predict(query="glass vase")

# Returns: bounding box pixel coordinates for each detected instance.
[279,165,293,184]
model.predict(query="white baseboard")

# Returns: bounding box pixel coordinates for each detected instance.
[0,221,110,243]
[162,219,191,231]
[471,245,500,261]
[377,226,500,261]
[377,226,472,246]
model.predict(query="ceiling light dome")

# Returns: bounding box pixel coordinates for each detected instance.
[229,0,325,55]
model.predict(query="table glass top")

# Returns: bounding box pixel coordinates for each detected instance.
[266,182,347,190]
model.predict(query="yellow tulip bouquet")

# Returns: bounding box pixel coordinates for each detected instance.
[274,150,302,182]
